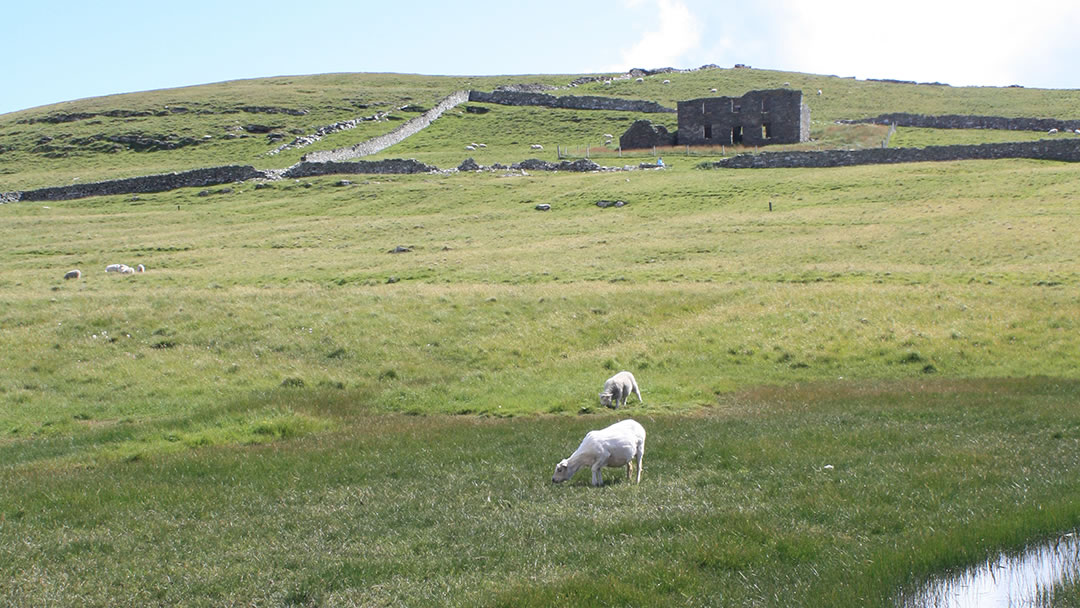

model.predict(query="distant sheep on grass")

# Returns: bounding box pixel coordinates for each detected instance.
[106,263,144,275]
[531,144,543,150]
[64,269,81,280]
[599,371,642,409]
[552,419,646,486]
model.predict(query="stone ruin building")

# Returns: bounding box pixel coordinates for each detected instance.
[620,88,810,150]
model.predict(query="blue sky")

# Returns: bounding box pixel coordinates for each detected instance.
[5,0,1079,115]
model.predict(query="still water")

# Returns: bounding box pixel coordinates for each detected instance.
[898,533,1080,607]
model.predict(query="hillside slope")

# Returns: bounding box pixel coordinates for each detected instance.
[4,67,1080,190]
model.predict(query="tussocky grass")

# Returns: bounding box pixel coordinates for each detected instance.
[2,377,1080,606]
[2,156,1079,463]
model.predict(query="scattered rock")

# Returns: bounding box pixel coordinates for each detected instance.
[596,200,627,208]
[242,124,282,134]
[335,180,352,186]
[389,246,412,254]
[535,204,551,211]
[458,158,481,172]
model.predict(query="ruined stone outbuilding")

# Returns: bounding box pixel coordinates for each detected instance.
[619,120,677,150]
[677,89,809,147]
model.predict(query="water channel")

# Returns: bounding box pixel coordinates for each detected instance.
[898,533,1080,607]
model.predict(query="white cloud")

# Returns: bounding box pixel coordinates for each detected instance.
[769,0,1080,88]
[615,0,703,70]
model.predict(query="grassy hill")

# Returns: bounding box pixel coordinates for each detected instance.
[3,67,1080,606]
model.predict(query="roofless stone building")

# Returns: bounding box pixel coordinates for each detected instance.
[620,88,810,150]
[678,89,809,146]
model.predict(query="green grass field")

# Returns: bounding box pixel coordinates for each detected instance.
[2,67,1080,606]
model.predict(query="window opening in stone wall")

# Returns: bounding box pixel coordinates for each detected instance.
[731,126,743,144]
[734,104,741,113]
[762,123,772,139]
[761,99,767,112]
[704,125,712,139]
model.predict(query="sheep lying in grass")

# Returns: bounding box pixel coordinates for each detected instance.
[552,419,646,486]
[106,263,133,274]
[599,370,642,408]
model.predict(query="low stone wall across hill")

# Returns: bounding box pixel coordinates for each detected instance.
[841,113,1080,132]
[468,90,675,113]
[282,159,437,178]
[301,91,471,163]
[2,165,268,203]
[703,139,1080,169]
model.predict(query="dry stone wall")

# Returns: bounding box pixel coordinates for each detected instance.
[467,90,675,113]
[282,159,437,178]
[704,139,1080,169]
[841,113,1080,132]
[301,91,471,163]
[3,166,268,203]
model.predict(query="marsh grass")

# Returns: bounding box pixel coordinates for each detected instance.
[3,378,1080,606]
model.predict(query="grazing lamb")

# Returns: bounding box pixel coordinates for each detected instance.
[63,269,81,280]
[1049,128,1059,134]
[552,419,646,486]
[530,144,544,150]
[136,264,145,273]
[599,370,642,409]
[105,263,132,273]
[465,145,476,151]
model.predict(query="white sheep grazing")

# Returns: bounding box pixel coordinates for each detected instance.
[64,269,81,280]
[636,77,644,83]
[531,144,544,150]
[119,265,135,274]
[465,145,476,151]
[136,264,146,273]
[105,263,132,273]
[663,79,670,84]
[817,89,823,95]
[1049,128,1059,134]
[599,370,643,409]
[552,419,646,486]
